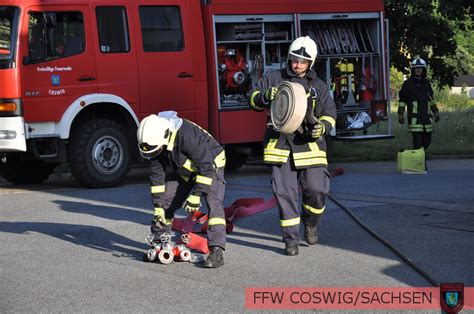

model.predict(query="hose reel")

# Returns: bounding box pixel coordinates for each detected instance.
[270,81,307,134]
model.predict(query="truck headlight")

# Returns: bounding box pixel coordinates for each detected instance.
[0,130,17,139]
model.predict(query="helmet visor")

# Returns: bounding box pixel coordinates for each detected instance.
[288,53,311,64]
[139,143,163,159]
[139,142,157,152]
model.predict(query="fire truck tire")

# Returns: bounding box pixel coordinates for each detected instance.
[68,119,131,188]
[0,154,58,184]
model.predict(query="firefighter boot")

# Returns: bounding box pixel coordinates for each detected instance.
[284,244,299,256]
[304,225,318,245]
[202,246,224,268]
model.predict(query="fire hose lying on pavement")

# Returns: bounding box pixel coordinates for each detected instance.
[143,197,277,264]
[170,197,277,255]
[149,193,441,286]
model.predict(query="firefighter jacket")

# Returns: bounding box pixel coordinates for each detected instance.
[249,67,337,169]
[149,119,226,209]
[398,76,439,133]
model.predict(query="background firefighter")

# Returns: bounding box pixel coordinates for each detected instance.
[398,57,440,151]
[248,36,337,256]
[137,111,227,268]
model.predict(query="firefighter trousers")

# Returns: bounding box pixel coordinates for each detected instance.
[412,132,432,150]
[151,169,226,249]
[272,160,330,246]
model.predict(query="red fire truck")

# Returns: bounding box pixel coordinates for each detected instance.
[0,0,391,187]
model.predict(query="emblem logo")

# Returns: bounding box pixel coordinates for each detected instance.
[52,75,60,86]
[440,283,464,313]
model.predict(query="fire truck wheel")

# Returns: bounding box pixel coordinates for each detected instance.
[68,119,131,188]
[0,154,58,185]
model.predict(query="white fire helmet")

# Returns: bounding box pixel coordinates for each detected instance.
[288,36,318,68]
[137,114,171,159]
[411,57,427,69]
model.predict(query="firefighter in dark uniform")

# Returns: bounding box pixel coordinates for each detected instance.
[137,111,226,268]
[248,36,337,256]
[398,57,440,150]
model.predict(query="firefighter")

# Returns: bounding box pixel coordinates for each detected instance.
[137,111,227,268]
[248,36,337,256]
[398,57,440,150]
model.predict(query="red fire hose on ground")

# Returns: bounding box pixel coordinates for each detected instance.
[168,168,439,287]
[171,168,345,254]
[172,197,277,254]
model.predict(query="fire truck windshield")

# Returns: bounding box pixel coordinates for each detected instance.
[0,6,19,69]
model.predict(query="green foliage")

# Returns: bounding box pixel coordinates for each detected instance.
[431,107,474,154]
[389,66,404,101]
[444,16,474,75]
[434,86,474,110]
[385,0,473,87]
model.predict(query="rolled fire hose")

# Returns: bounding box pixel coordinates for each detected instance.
[270,81,307,134]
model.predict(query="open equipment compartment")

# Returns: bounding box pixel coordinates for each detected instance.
[301,12,392,140]
[213,15,294,109]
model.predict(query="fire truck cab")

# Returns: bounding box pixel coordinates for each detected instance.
[0,0,391,187]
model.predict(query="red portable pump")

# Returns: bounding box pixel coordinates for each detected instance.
[223,48,247,89]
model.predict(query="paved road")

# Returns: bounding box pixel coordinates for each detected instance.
[1,158,473,312]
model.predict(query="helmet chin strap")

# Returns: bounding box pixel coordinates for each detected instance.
[156,146,164,155]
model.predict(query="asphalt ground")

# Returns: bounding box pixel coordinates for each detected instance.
[0,158,473,312]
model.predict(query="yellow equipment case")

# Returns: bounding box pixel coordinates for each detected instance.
[397,148,426,174]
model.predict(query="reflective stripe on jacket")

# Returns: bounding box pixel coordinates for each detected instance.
[150,120,225,208]
[249,67,337,169]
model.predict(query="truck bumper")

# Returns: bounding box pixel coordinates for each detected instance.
[0,117,27,152]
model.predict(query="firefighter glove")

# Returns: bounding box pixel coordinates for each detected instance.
[306,87,317,99]
[185,193,201,212]
[311,121,325,139]
[153,207,167,227]
[433,112,440,123]
[264,87,278,102]
[398,113,404,124]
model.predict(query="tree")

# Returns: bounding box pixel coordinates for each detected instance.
[385,0,473,86]
[445,16,474,75]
